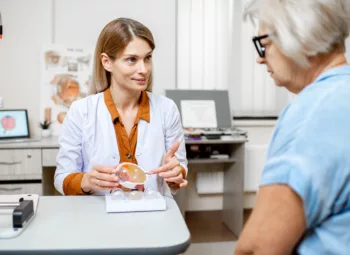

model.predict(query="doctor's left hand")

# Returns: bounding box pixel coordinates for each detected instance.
[150,141,188,188]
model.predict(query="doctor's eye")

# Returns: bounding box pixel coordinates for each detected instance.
[126,57,137,63]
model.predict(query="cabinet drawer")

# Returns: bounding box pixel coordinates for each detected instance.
[0,149,42,180]
[0,183,42,195]
[42,149,59,167]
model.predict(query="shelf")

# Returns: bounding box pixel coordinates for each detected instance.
[188,158,236,164]
[185,137,247,144]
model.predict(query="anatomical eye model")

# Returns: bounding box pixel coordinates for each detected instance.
[1,115,16,134]
[115,163,149,190]
[50,74,81,108]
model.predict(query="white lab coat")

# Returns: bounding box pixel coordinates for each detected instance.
[54,91,188,196]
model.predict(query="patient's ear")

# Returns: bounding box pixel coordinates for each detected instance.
[101,53,112,72]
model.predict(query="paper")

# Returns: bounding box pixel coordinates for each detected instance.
[180,100,218,128]
[105,192,166,213]
[40,45,93,136]
[196,171,224,194]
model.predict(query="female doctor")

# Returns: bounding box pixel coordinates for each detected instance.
[54,18,188,196]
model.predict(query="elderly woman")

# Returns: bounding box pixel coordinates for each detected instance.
[235,1,350,254]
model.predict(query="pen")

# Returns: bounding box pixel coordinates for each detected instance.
[0,12,3,39]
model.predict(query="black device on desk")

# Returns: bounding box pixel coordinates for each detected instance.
[186,143,230,159]
[184,128,247,141]
[205,134,221,140]
[200,128,246,139]
[0,194,39,239]
[0,198,34,228]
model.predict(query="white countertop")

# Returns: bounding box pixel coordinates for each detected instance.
[0,136,59,149]
[0,135,247,149]
[0,196,190,255]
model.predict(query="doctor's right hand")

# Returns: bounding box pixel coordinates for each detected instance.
[81,165,120,193]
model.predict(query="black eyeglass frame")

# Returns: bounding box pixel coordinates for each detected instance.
[252,34,270,58]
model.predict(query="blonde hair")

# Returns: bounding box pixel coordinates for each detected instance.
[244,0,350,67]
[90,18,155,94]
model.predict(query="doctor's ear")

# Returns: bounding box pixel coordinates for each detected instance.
[101,53,113,72]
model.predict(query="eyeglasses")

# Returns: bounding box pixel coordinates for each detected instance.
[252,34,271,58]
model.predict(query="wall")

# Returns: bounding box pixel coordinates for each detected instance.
[53,0,176,97]
[0,0,176,136]
[0,0,52,136]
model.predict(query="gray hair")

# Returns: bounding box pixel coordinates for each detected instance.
[244,0,350,67]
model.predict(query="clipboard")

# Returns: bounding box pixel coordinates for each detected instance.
[0,194,39,239]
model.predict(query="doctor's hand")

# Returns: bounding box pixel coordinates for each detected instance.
[150,141,188,189]
[81,165,120,193]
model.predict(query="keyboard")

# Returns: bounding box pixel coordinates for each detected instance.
[184,128,247,136]
[0,138,41,144]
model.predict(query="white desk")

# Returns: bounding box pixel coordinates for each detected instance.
[0,196,190,254]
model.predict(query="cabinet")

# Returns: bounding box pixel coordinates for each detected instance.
[0,142,50,195]
[0,149,42,180]
[175,137,246,237]
[0,183,42,195]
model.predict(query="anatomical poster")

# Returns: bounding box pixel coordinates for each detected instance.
[40,45,93,136]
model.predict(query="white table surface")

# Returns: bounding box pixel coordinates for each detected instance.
[0,136,59,149]
[0,196,191,255]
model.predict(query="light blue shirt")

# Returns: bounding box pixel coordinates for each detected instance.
[261,66,350,254]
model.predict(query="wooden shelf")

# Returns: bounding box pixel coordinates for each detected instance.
[188,157,236,164]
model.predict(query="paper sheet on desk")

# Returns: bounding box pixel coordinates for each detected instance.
[105,193,166,213]
[180,100,217,128]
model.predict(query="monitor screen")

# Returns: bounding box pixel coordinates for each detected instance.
[0,110,30,139]
[165,90,232,129]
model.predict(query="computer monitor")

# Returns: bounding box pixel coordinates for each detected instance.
[0,109,30,139]
[165,90,232,129]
